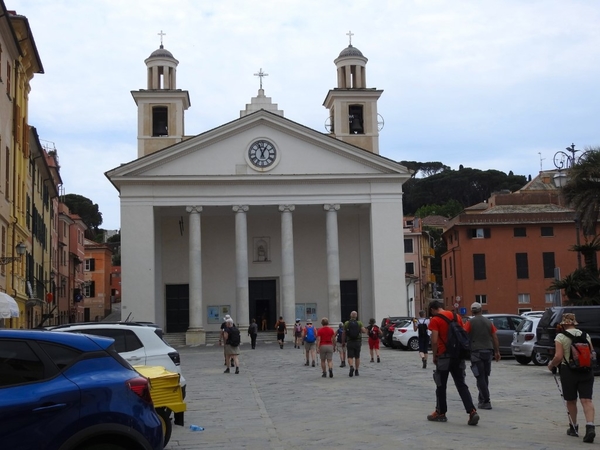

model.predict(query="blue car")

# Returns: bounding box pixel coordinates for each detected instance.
[0,329,163,450]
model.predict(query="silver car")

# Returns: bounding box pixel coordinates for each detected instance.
[511,317,549,365]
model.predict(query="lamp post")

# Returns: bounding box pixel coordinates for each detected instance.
[0,242,26,265]
[553,143,584,269]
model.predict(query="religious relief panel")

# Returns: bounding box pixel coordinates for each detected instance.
[253,237,270,263]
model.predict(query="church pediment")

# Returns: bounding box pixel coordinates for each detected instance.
[106,110,409,187]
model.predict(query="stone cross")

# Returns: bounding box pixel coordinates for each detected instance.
[254,68,268,89]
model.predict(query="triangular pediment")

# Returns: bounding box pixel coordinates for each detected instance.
[106,110,409,187]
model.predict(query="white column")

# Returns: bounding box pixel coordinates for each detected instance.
[233,205,249,330]
[324,204,341,324]
[186,206,205,345]
[279,205,296,328]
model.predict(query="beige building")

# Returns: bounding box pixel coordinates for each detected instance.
[107,41,410,343]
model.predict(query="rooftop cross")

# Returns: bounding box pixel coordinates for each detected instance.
[346,30,354,46]
[254,68,268,90]
[158,30,166,47]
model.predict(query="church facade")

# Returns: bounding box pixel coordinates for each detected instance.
[106,40,411,343]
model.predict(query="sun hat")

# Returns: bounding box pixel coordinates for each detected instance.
[225,314,231,320]
[560,313,578,326]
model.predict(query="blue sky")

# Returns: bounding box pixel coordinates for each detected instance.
[10,0,600,229]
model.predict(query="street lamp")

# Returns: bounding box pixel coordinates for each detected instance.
[553,143,584,269]
[0,242,26,265]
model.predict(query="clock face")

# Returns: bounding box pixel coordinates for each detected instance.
[248,140,277,168]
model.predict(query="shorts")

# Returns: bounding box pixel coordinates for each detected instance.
[319,344,334,361]
[368,338,380,350]
[225,344,240,356]
[418,335,429,354]
[277,333,285,341]
[560,364,594,401]
[346,340,362,359]
[304,341,316,351]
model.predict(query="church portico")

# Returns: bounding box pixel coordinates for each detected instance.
[107,36,410,338]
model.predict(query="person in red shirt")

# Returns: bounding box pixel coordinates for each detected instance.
[316,317,336,378]
[427,300,479,426]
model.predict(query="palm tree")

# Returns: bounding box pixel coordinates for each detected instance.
[562,148,600,236]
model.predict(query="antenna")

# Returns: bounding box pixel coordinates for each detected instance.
[538,152,545,172]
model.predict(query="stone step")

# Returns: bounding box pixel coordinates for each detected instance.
[163,331,283,347]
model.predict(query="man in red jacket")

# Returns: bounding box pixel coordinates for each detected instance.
[427,300,479,426]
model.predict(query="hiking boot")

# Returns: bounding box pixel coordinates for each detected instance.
[305,360,309,366]
[370,358,374,363]
[349,366,355,377]
[422,358,427,369]
[355,370,359,376]
[468,409,480,426]
[427,411,447,422]
[478,402,492,410]
[340,362,345,368]
[322,372,327,378]
[235,367,239,374]
[312,361,315,367]
[567,423,579,436]
[224,368,230,374]
[231,359,235,367]
[329,369,333,378]
[584,425,595,443]
[377,357,380,363]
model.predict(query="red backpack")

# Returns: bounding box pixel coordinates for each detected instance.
[562,331,595,372]
[369,325,380,339]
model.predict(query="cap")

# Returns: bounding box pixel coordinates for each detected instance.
[226,318,233,324]
[296,318,300,322]
[339,322,344,327]
[560,313,578,326]
[307,319,312,324]
[471,302,482,311]
[225,314,231,320]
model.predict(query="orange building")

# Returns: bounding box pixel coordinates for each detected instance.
[441,171,588,314]
[83,240,113,322]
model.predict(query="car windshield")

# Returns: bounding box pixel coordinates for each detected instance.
[395,319,413,328]
[516,319,533,333]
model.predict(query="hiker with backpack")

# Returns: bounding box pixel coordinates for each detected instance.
[463,302,501,410]
[336,322,346,368]
[248,318,259,349]
[367,318,382,363]
[220,314,235,367]
[223,318,241,374]
[275,316,287,349]
[294,319,303,349]
[413,310,430,369]
[343,311,367,377]
[547,313,596,443]
[303,319,317,367]
[427,300,479,426]
[316,317,336,378]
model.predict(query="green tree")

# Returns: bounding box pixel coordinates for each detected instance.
[63,194,103,237]
[562,148,600,236]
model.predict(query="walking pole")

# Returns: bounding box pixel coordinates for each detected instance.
[553,369,579,436]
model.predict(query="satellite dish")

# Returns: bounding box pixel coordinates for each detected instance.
[377,113,385,131]
[324,116,333,133]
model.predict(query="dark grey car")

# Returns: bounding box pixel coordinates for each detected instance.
[482,314,525,356]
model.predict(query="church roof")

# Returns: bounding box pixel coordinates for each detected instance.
[149,45,174,59]
[338,45,364,58]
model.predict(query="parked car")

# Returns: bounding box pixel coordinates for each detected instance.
[511,317,549,365]
[380,316,411,347]
[391,318,430,350]
[481,314,525,356]
[521,310,545,318]
[0,329,163,450]
[534,306,600,374]
[51,322,186,398]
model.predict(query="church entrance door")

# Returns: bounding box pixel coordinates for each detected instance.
[249,279,277,331]
[165,284,189,333]
[340,280,358,322]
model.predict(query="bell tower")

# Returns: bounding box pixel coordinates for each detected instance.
[131,32,191,158]
[323,33,383,154]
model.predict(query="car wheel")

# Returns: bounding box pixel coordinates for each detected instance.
[156,407,173,447]
[515,355,531,365]
[407,337,419,351]
[532,351,549,366]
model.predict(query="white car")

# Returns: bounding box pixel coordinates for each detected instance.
[511,317,549,366]
[51,322,186,394]
[391,319,430,351]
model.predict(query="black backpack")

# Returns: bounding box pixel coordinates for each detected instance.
[277,321,286,333]
[417,320,428,338]
[347,320,360,340]
[227,326,241,347]
[436,312,470,359]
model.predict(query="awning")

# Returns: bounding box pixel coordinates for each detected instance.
[0,292,20,319]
